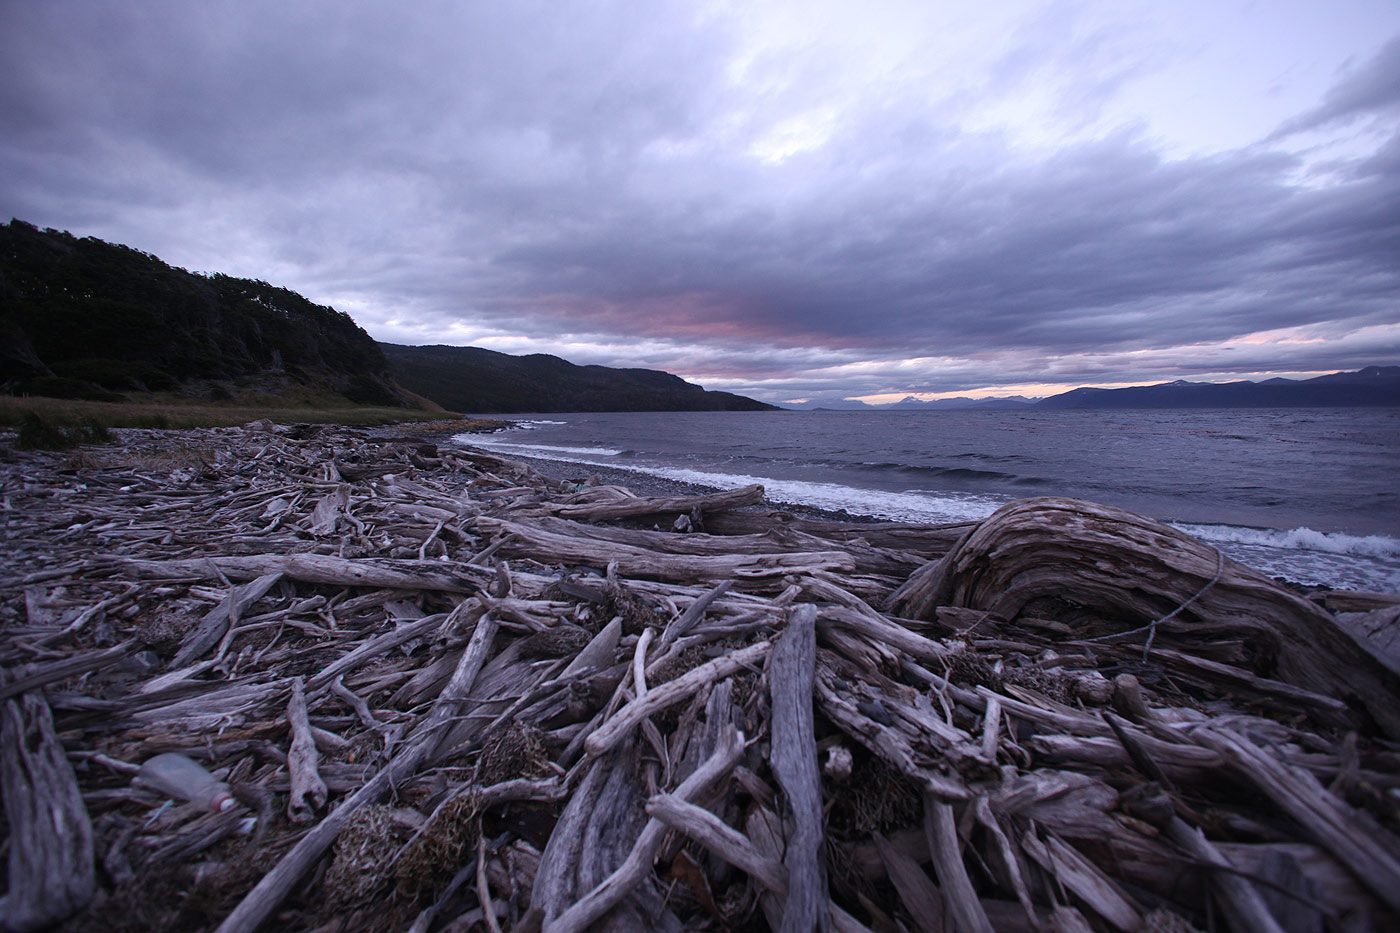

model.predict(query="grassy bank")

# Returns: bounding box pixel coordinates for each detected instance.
[0,394,464,431]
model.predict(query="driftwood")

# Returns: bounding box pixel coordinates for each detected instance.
[0,422,1397,932]
[1,688,95,930]
[890,497,1400,736]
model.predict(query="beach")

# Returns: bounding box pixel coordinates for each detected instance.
[4,420,1399,931]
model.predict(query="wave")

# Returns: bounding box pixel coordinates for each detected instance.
[857,460,1043,485]
[517,420,567,428]
[1172,523,1400,559]
[617,464,1008,524]
[451,435,625,458]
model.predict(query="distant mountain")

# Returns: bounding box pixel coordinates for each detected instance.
[0,219,415,407]
[1034,367,1400,409]
[782,398,873,411]
[885,395,1036,411]
[381,343,778,413]
[783,395,1034,411]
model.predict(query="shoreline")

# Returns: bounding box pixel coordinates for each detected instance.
[443,439,894,527]
[434,430,1398,595]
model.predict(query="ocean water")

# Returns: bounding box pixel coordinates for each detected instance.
[452,408,1400,593]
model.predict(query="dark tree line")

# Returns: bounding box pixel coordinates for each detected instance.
[0,219,404,406]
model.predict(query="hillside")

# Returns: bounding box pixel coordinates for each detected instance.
[381,343,778,413]
[0,219,411,407]
[1035,366,1400,409]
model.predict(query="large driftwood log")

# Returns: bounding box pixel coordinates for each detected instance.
[769,606,829,932]
[477,516,857,582]
[495,516,921,577]
[888,497,1400,736]
[120,553,491,593]
[546,483,765,522]
[705,510,973,558]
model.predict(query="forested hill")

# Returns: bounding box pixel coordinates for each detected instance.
[380,343,779,413]
[0,219,409,406]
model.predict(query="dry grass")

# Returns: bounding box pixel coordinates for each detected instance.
[0,394,462,431]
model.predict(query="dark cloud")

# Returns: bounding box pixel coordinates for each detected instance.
[2,2,1397,401]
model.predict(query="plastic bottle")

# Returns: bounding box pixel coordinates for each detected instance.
[136,753,236,812]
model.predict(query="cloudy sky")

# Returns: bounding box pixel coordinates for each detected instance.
[3,1,1398,404]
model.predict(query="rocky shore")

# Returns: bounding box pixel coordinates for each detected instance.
[3,420,1399,932]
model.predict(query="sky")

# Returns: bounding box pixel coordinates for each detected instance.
[2,1,1398,406]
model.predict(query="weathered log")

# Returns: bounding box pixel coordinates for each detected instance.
[511,515,923,577]
[477,516,857,582]
[704,510,974,557]
[1,690,95,931]
[119,553,491,593]
[585,640,773,758]
[769,605,829,932]
[891,497,1400,736]
[285,676,327,822]
[172,571,283,668]
[543,483,765,522]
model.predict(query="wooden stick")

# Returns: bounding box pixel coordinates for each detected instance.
[285,676,327,822]
[924,797,994,933]
[645,793,787,892]
[1164,819,1287,933]
[584,640,772,758]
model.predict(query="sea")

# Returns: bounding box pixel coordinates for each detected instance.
[451,408,1400,594]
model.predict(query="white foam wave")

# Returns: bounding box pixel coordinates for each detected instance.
[633,465,1007,524]
[452,435,624,458]
[518,420,567,428]
[1172,523,1400,559]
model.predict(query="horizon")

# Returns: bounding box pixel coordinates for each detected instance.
[3,2,1398,405]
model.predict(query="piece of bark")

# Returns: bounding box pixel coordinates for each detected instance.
[769,605,829,932]
[1,690,95,931]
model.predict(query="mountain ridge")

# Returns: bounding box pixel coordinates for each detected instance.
[783,367,1399,411]
[1033,366,1400,409]
[380,343,778,413]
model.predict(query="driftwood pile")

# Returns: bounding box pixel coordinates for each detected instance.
[2,420,1399,932]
